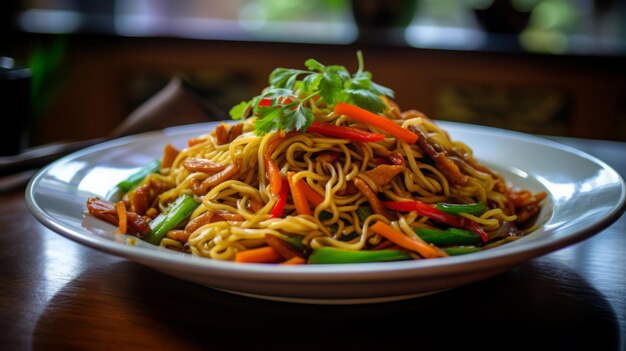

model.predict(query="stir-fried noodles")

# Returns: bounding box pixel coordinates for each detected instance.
[87,53,546,264]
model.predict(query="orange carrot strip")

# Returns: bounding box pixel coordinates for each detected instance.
[235,246,283,263]
[115,201,127,234]
[300,181,324,207]
[287,172,311,216]
[281,256,306,265]
[265,135,289,197]
[266,160,282,197]
[334,102,419,143]
[370,221,447,258]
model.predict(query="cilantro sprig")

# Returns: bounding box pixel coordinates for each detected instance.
[229,51,394,136]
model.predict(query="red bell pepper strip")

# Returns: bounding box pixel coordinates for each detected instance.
[258,98,272,107]
[258,97,295,109]
[382,200,489,242]
[333,102,419,143]
[269,177,289,218]
[307,122,385,142]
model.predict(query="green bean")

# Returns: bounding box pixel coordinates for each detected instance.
[145,194,199,245]
[356,205,373,222]
[435,202,486,215]
[117,160,161,192]
[308,247,410,264]
[415,227,480,246]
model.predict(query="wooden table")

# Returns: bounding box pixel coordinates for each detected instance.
[2,137,624,350]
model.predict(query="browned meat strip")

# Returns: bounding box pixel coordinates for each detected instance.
[191,160,241,196]
[183,158,227,173]
[184,211,214,234]
[353,178,391,218]
[215,123,244,145]
[161,143,180,170]
[215,124,229,145]
[86,198,151,238]
[364,165,404,189]
[227,123,244,143]
[408,125,469,186]
[129,183,150,215]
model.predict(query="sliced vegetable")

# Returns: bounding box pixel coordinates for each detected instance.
[415,228,480,246]
[356,205,373,222]
[235,246,283,263]
[145,194,200,245]
[115,201,127,234]
[333,102,419,143]
[382,201,489,242]
[443,247,482,256]
[307,122,385,142]
[370,221,447,258]
[285,236,306,251]
[287,172,311,215]
[116,160,161,192]
[264,132,298,196]
[281,256,306,265]
[265,141,283,197]
[435,202,486,216]
[269,177,289,218]
[308,247,410,264]
[264,234,303,259]
[300,181,324,207]
[339,231,359,242]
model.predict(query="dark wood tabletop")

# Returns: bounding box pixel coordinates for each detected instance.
[1,136,624,351]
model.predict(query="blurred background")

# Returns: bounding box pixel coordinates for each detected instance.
[1,0,625,156]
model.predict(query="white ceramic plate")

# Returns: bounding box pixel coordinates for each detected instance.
[26,121,626,304]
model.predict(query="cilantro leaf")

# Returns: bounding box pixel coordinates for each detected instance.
[254,108,283,136]
[283,103,314,132]
[343,89,386,113]
[319,71,343,105]
[371,81,395,98]
[326,65,351,81]
[269,68,308,89]
[302,72,321,93]
[304,58,325,72]
[233,51,396,136]
[229,101,249,120]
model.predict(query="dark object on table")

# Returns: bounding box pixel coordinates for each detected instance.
[0,57,31,156]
